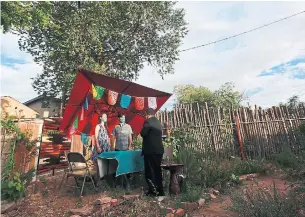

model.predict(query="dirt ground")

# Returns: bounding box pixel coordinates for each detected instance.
[195,175,291,217]
[2,171,294,217]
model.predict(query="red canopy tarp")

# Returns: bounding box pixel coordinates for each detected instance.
[59,69,172,136]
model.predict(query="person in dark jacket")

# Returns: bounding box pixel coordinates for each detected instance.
[140,108,164,196]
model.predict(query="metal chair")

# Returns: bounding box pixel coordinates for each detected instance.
[59,152,97,196]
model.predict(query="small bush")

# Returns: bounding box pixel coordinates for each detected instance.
[271,150,305,172]
[231,158,266,176]
[231,183,305,217]
[1,116,38,201]
[179,185,202,203]
[132,135,142,150]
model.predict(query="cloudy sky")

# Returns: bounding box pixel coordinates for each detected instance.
[1,1,305,109]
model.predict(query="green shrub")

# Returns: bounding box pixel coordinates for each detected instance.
[271,150,305,172]
[132,135,142,150]
[179,185,202,203]
[1,116,38,201]
[231,158,266,176]
[1,172,25,201]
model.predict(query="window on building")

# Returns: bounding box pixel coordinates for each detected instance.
[41,99,50,108]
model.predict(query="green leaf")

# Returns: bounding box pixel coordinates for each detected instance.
[16,184,22,191]
[2,2,188,97]
[8,181,15,188]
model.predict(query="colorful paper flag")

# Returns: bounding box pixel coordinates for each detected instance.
[135,97,144,110]
[70,125,75,135]
[84,96,89,110]
[120,94,131,109]
[95,86,105,100]
[92,84,97,99]
[80,106,84,121]
[108,90,119,105]
[80,133,89,145]
[148,97,157,109]
[73,116,79,129]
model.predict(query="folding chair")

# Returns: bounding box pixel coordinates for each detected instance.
[59,152,97,196]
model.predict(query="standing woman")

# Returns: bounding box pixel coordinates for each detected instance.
[91,113,110,184]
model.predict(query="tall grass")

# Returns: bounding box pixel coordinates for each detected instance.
[175,147,265,189]
[271,150,305,172]
[231,183,305,217]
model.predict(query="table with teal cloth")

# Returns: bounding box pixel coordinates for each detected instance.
[97,150,144,178]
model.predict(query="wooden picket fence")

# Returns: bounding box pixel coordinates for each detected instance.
[157,103,305,159]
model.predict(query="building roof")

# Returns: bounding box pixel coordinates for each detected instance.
[24,95,61,106]
[1,96,39,118]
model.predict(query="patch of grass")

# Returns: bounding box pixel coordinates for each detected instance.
[107,186,126,198]
[272,150,305,171]
[175,147,266,191]
[231,158,266,176]
[270,149,305,180]
[230,182,305,217]
[174,200,183,210]
[179,185,202,203]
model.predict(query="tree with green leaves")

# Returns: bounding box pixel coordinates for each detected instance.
[1,2,52,34]
[174,84,216,106]
[279,95,305,110]
[1,1,188,102]
[174,82,245,108]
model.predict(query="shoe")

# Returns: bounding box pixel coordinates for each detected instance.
[145,190,156,197]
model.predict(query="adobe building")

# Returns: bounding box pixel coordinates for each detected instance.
[24,95,62,118]
[1,96,39,119]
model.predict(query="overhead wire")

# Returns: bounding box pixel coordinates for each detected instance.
[179,10,305,52]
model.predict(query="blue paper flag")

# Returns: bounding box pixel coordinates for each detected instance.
[120,94,131,109]
[80,133,89,145]
[83,96,89,110]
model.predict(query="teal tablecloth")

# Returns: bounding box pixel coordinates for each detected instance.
[98,150,144,176]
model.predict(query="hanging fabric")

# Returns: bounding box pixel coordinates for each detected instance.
[95,86,105,100]
[148,97,157,110]
[135,97,144,110]
[84,96,89,110]
[92,84,98,99]
[108,90,119,105]
[73,116,79,129]
[120,94,131,109]
[70,125,75,135]
[80,133,89,145]
[80,106,84,121]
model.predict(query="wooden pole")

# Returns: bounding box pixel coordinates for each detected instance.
[235,115,245,160]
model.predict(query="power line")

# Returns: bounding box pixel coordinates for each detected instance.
[281,88,305,103]
[180,10,305,52]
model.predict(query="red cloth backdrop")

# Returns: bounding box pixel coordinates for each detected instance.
[60,69,172,136]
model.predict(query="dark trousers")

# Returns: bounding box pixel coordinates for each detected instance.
[144,154,164,196]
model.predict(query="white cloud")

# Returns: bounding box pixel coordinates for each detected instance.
[1,2,305,108]
[137,2,305,108]
[1,60,42,103]
[1,32,32,60]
